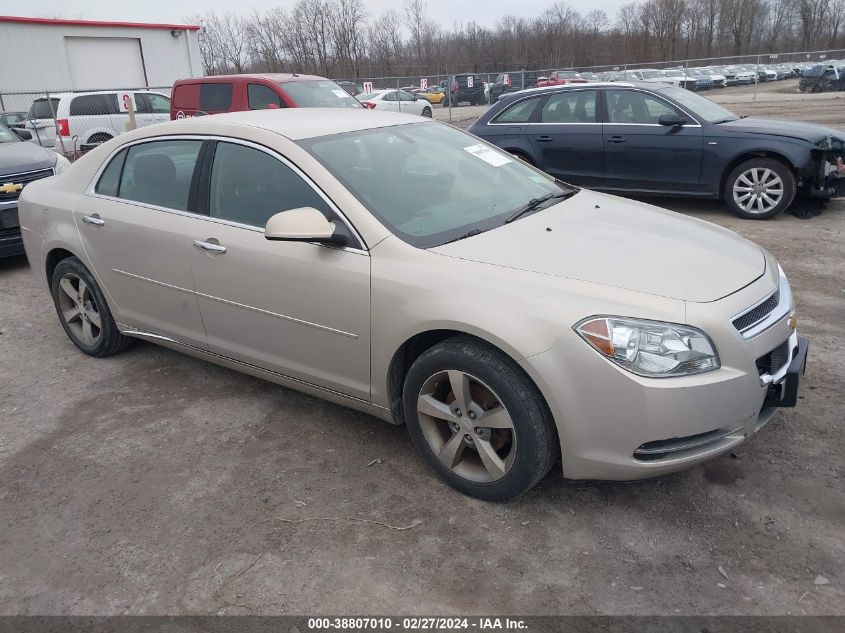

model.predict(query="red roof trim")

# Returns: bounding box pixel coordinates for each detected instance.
[0,15,200,31]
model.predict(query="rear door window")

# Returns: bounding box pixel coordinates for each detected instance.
[248,83,283,109]
[117,140,204,210]
[199,83,233,111]
[135,93,171,114]
[540,90,597,123]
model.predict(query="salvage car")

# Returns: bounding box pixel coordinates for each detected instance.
[468,82,845,219]
[1,122,70,257]
[19,109,808,500]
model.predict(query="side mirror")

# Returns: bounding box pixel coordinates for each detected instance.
[12,128,32,141]
[264,207,346,245]
[658,112,686,127]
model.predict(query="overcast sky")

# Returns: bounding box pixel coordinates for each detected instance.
[5,0,629,29]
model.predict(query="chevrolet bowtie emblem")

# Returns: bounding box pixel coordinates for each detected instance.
[0,183,24,194]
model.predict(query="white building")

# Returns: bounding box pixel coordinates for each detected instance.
[0,16,202,94]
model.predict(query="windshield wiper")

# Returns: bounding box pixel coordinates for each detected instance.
[440,228,484,245]
[505,190,572,224]
[711,117,738,124]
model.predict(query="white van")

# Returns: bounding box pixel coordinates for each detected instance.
[22,90,171,153]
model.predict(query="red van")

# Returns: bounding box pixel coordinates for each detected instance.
[170,73,361,119]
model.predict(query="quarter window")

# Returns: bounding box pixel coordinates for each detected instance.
[493,96,541,123]
[248,84,283,109]
[199,83,233,111]
[540,90,597,123]
[607,90,683,124]
[117,140,203,210]
[95,149,127,197]
[208,142,333,228]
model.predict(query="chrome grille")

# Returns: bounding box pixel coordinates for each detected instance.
[0,168,54,203]
[732,289,780,333]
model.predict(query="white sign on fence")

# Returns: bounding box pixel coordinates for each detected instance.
[467,76,474,88]
[420,78,428,90]
[118,92,135,112]
[363,81,373,94]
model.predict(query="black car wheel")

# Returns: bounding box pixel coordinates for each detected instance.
[421,106,432,118]
[724,158,796,220]
[402,336,558,501]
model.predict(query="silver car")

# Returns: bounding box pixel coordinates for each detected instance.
[18,109,809,500]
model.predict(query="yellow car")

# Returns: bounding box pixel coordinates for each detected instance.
[417,87,446,104]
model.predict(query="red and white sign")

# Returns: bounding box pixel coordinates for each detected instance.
[420,78,428,90]
[118,92,135,112]
[467,76,474,88]
[363,81,373,94]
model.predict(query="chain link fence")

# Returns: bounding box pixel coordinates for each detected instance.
[2,48,842,159]
[0,87,171,160]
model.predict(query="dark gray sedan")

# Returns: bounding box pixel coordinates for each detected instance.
[1,123,70,257]
[468,82,845,219]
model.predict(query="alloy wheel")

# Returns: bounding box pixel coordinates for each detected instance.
[732,167,784,214]
[57,272,102,346]
[416,370,517,483]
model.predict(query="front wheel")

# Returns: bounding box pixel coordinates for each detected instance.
[724,158,796,220]
[402,336,558,501]
[51,256,133,356]
[421,106,432,118]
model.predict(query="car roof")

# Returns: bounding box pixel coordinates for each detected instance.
[153,108,427,141]
[175,73,327,84]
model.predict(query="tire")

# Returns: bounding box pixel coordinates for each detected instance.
[421,106,432,118]
[50,256,133,357]
[724,158,796,220]
[86,133,113,146]
[402,336,558,501]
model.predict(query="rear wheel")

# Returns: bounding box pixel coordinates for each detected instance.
[421,106,432,118]
[402,336,558,501]
[724,158,796,220]
[51,257,132,357]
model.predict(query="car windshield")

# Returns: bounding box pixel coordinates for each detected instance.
[278,80,361,108]
[803,65,825,77]
[658,86,738,123]
[0,123,20,144]
[665,70,685,77]
[641,70,660,78]
[302,122,572,248]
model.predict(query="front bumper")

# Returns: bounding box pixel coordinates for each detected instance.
[520,279,806,481]
[0,204,24,258]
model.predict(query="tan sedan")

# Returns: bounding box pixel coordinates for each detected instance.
[18,109,808,500]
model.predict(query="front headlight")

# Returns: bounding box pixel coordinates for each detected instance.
[53,153,71,175]
[575,316,720,378]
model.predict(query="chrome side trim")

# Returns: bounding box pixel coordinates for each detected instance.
[114,268,357,339]
[113,269,195,294]
[119,324,376,407]
[194,291,358,339]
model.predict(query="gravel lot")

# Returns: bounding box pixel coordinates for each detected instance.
[1,80,843,616]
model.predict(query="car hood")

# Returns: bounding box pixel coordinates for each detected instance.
[718,117,845,143]
[430,190,765,303]
[0,141,56,175]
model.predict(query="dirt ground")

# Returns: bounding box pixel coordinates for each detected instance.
[1,81,843,616]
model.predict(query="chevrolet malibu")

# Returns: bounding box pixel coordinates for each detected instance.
[18,110,808,500]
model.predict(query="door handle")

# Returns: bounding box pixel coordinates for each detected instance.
[607,136,626,144]
[82,214,105,226]
[535,135,553,142]
[193,239,227,254]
